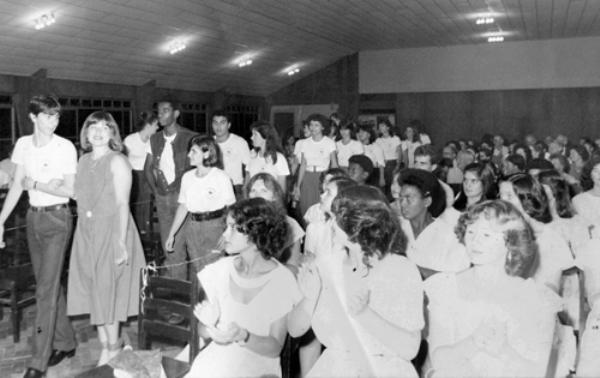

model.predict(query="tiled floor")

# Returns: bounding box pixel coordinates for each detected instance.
[0,304,183,378]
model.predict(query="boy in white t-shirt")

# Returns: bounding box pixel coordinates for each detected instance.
[212,110,250,198]
[0,95,77,377]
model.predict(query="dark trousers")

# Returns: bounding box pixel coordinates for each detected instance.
[155,192,186,279]
[26,207,76,371]
[131,170,152,234]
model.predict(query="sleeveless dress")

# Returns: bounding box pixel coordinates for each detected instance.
[67,151,146,325]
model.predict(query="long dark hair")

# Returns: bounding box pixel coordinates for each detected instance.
[251,121,283,164]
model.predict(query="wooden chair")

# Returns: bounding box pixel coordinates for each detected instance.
[0,263,36,342]
[138,270,202,365]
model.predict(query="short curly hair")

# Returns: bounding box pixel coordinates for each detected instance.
[227,198,288,260]
[455,199,539,278]
[332,185,407,267]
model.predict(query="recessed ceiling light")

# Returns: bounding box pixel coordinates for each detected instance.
[168,39,186,54]
[487,35,504,43]
[476,17,494,25]
[287,68,300,76]
[238,59,253,67]
[34,12,55,30]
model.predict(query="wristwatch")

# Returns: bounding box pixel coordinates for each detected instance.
[237,329,250,346]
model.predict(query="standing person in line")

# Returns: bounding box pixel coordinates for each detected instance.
[0,95,77,378]
[293,113,338,219]
[165,136,235,277]
[212,110,251,198]
[67,111,146,366]
[123,111,159,235]
[357,123,385,188]
[245,121,290,191]
[375,119,402,196]
[335,121,364,172]
[143,99,196,279]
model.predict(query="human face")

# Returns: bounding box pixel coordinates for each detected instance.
[390,173,401,199]
[309,120,324,138]
[87,120,112,148]
[211,116,230,138]
[405,127,414,141]
[378,123,389,136]
[31,111,60,136]
[463,171,483,200]
[502,160,516,177]
[525,135,536,146]
[340,127,351,141]
[548,142,562,155]
[550,158,564,173]
[187,145,205,167]
[569,149,582,166]
[515,148,527,161]
[248,179,275,202]
[348,163,367,183]
[302,124,311,138]
[399,185,430,220]
[320,181,338,213]
[499,181,524,213]
[357,129,370,144]
[464,217,506,266]
[157,102,178,127]
[414,155,433,172]
[250,129,266,150]
[222,214,250,255]
[493,135,503,148]
[442,146,455,160]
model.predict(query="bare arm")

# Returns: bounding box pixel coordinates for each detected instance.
[329,151,338,169]
[23,173,75,198]
[294,155,307,198]
[165,203,189,251]
[111,155,132,263]
[0,164,25,246]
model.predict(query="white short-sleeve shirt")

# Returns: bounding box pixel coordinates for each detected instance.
[375,136,401,161]
[178,168,235,212]
[123,132,148,170]
[336,139,364,167]
[245,151,290,179]
[217,133,251,185]
[300,137,336,171]
[363,143,385,168]
[11,134,77,206]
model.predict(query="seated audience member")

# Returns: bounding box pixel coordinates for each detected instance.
[491,134,509,167]
[335,121,364,171]
[246,121,290,191]
[549,153,582,195]
[499,174,574,292]
[572,154,600,231]
[525,158,554,177]
[246,173,304,272]
[357,123,385,188]
[501,154,525,178]
[532,141,548,160]
[452,162,498,213]
[413,145,455,208]
[513,143,532,164]
[184,198,301,378]
[569,145,590,182]
[289,185,424,377]
[303,168,348,225]
[165,136,235,277]
[425,200,560,378]
[397,169,470,277]
[347,154,374,185]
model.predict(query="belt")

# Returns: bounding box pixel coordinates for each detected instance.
[190,207,225,222]
[306,166,325,173]
[30,203,68,212]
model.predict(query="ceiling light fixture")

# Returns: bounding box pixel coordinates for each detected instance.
[287,68,300,76]
[238,59,253,67]
[476,17,494,25]
[34,12,56,30]
[168,39,187,55]
[487,35,504,43]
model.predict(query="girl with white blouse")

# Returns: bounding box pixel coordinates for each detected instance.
[375,119,401,193]
[357,123,385,188]
[245,121,290,191]
[335,121,364,171]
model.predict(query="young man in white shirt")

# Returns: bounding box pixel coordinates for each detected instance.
[144,100,196,279]
[0,95,77,378]
[211,110,250,198]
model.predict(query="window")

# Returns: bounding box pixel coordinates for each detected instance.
[0,95,14,158]
[225,104,259,139]
[180,103,208,134]
[56,96,133,145]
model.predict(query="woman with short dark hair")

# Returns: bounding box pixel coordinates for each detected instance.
[185,197,301,378]
[425,200,560,377]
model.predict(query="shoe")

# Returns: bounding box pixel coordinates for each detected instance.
[23,368,45,378]
[47,348,76,367]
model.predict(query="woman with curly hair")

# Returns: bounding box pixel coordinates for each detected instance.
[289,185,424,377]
[425,200,560,377]
[185,197,301,378]
[246,121,290,191]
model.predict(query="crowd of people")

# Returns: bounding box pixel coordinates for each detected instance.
[1,93,600,378]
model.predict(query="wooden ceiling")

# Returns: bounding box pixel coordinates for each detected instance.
[0,0,599,96]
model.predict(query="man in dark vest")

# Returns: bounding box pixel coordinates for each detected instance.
[144,99,196,279]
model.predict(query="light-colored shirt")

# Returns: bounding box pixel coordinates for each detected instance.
[375,136,401,161]
[245,151,290,180]
[123,132,149,170]
[178,168,235,212]
[159,133,176,184]
[336,139,364,167]
[11,134,77,206]
[299,137,336,171]
[363,143,385,168]
[217,133,251,185]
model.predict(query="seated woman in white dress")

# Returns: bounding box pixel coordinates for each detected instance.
[572,154,600,231]
[425,200,561,378]
[289,185,424,377]
[185,197,302,378]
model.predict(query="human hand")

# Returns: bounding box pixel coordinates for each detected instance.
[297,262,321,301]
[115,240,128,265]
[473,316,507,354]
[21,176,35,190]
[346,286,370,316]
[194,300,220,327]
[206,322,240,345]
